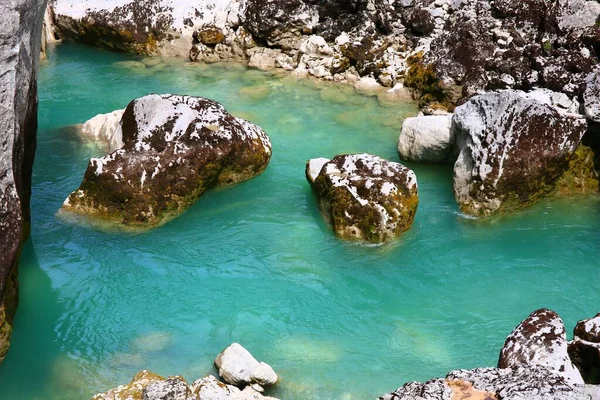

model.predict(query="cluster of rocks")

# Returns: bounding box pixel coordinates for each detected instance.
[44,0,600,110]
[60,93,272,230]
[380,309,600,399]
[398,88,595,217]
[93,343,280,400]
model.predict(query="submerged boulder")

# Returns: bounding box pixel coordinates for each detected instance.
[453,90,587,217]
[398,115,454,164]
[80,109,125,152]
[61,94,272,229]
[306,154,418,244]
[214,343,278,387]
[498,308,584,385]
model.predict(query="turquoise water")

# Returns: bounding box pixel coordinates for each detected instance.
[0,42,599,399]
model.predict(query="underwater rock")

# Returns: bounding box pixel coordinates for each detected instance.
[354,77,385,96]
[452,90,587,217]
[306,154,418,244]
[498,308,584,385]
[379,365,596,400]
[0,0,45,363]
[61,94,271,229]
[81,109,125,152]
[214,343,278,387]
[398,115,454,164]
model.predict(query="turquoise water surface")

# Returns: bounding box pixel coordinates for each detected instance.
[0,43,599,399]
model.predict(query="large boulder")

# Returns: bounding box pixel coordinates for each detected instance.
[569,313,600,384]
[379,365,596,400]
[214,343,278,387]
[398,115,455,164]
[453,90,587,217]
[306,154,418,244]
[60,94,271,229]
[0,0,46,363]
[498,309,584,385]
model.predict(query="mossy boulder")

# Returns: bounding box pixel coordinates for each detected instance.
[453,90,587,217]
[61,94,272,229]
[306,154,418,244]
[92,370,166,400]
[198,26,226,45]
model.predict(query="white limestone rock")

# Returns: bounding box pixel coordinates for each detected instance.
[498,309,584,385]
[452,90,587,217]
[354,77,385,96]
[398,115,454,164]
[305,158,330,184]
[214,343,278,387]
[584,69,600,123]
[81,109,125,152]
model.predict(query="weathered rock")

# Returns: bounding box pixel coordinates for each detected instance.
[60,94,272,229]
[214,343,278,387]
[0,0,45,363]
[198,26,226,45]
[143,377,193,400]
[584,69,600,123]
[498,308,584,384]
[568,339,600,384]
[354,76,385,96]
[80,109,125,152]
[574,313,600,342]
[379,365,594,400]
[93,370,167,400]
[192,375,279,400]
[306,154,418,244]
[398,115,454,164]
[453,90,587,217]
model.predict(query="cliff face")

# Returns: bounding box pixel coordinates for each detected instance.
[0,0,46,362]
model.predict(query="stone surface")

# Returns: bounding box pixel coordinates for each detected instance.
[379,365,593,400]
[143,377,193,400]
[584,69,600,122]
[574,313,600,342]
[93,370,167,400]
[306,153,418,244]
[214,343,277,387]
[192,375,279,400]
[498,308,584,385]
[568,339,600,384]
[398,115,454,164]
[80,109,125,152]
[452,90,587,217]
[60,94,271,229]
[0,0,46,363]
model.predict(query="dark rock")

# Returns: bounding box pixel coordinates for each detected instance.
[198,25,225,45]
[453,90,587,217]
[498,308,584,384]
[406,8,435,36]
[0,0,45,363]
[61,94,272,229]
[574,313,600,342]
[306,154,418,244]
[568,339,600,384]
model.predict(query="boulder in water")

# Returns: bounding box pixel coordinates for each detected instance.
[214,343,278,387]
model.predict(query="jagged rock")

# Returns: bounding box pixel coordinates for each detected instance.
[93,370,167,400]
[556,0,600,31]
[379,366,594,400]
[568,339,600,384]
[60,94,272,229]
[80,109,125,152]
[574,313,600,342]
[198,26,226,45]
[398,115,454,164]
[143,377,193,400]
[452,90,587,217]
[0,0,45,363]
[498,308,584,384]
[584,69,600,122]
[214,343,278,387]
[306,154,418,244]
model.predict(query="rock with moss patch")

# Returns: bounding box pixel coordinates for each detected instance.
[498,308,584,385]
[453,90,587,217]
[306,154,418,244]
[93,370,167,400]
[61,94,271,229]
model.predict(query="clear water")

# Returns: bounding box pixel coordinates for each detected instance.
[0,42,599,400]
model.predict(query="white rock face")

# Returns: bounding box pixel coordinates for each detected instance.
[398,115,454,164]
[214,343,278,387]
[584,69,600,123]
[305,158,330,183]
[557,0,600,30]
[81,109,125,152]
[452,90,587,217]
[498,309,584,385]
[523,89,580,115]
